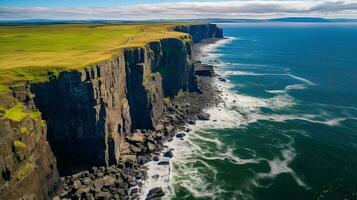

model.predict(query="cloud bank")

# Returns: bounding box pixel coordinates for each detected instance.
[1,0,357,19]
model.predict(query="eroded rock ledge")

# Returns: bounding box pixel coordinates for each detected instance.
[0,23,223,200]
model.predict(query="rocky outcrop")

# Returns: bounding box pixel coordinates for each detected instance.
[0,85,60,200]
[194,61,215,77]
[173,24,223,43]
[0,23,222,199]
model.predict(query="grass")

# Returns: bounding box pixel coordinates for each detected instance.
[0,23,191,93]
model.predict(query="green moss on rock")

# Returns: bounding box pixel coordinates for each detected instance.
[163,97,171,106]
[14,140,27,148]
[20,127,29,135]
[16,161,35,181]
[4,103,28,121]
[30,111,41,119]
[40,120,46,127]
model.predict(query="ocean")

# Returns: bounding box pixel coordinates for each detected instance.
[141,23,357,200]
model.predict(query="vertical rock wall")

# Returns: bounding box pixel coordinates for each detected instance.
[173,24,223,43]
[0,23,223,199]
[31,36,196,175]
[0,85,60,200]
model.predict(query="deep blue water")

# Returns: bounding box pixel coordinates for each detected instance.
[170,23,357,200]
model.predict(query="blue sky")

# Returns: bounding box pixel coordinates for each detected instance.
[1,0,357,19]
[1,0,218,7]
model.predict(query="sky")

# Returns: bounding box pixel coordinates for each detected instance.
[1,0,357,20]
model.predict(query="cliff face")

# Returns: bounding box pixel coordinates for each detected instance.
[174,24,223,43]
[30,36,197,175]
[0,23,222,199]
[0,85,60,200]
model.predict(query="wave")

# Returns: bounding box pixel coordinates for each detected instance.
[254,135,309,189]
[266,84,306,94]
[223,70,315,86]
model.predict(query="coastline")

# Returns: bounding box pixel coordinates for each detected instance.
[54,37,227,200]
[139,38,233,199]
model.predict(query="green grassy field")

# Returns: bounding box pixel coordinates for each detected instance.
[0,23,190,93]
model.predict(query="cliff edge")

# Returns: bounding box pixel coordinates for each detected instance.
[0,23,223,199]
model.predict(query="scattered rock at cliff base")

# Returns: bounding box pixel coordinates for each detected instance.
[218,77,227,82]
[147,142,157,152]
[194,62,215,77]
[146,187,165,200]
[163,150,173,158]
[129,130,144,143]
[197,112,211,120]
[153,156,160,161]
[176,132,186,138]
[157,161,170,165]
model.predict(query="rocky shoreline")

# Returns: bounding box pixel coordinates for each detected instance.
[54,39,224,200]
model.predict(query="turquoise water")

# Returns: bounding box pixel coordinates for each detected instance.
[170,23,357,200]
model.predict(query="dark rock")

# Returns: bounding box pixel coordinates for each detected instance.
[163,151,173,158]
[194,63,215,77]
[130,187,139,195]
[157,161,170,165]
[176,132,186,138]
[153,156,160,161]
[188,120,195,125]
[197,112,210,120]
[218,77,227,82]
[146,187,165,200]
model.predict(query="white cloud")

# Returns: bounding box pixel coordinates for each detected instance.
[1,1,357,19]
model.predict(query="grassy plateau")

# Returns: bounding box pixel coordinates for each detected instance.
[0,23,190,93]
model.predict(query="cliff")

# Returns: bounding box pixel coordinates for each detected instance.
[173,24,223,42]
[0,23,223,199]
[0,85,60,199]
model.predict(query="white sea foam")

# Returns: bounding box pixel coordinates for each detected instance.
[254,135,309,189]
[223,70,315,86]
[266,84,306,94]
[139,35,345,199]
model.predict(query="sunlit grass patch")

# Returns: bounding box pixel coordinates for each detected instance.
[0,23,191,93]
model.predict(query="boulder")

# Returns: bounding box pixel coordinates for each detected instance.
[129,130,144,143]
[155,123,165,131]
[121,155,137,163]
[147,142,156,152]
[157,161,170,165]
[94,178,105,190]
[176,132,186,138]
[163,151,173,158]
[146,187,165,200]
[95,191,111,200]
[153,156,160,161]
[103,176,116,187]
[188,120,195,125]
[73,180,82,190]
[197,112,210,120]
